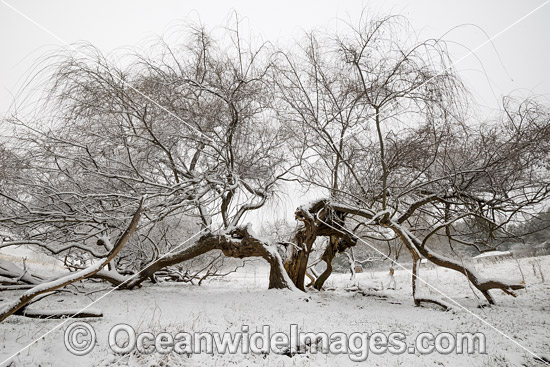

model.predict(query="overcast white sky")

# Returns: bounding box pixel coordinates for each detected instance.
[0,0,549,224]
[1,0,549,117]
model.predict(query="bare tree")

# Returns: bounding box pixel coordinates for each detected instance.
[0,21,297,305]
[276,15,550,305]
[1,13,549,320]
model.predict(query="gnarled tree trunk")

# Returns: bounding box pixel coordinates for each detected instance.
[123,225,296,291]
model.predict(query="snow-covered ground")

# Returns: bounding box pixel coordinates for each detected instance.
[0,255,549,366]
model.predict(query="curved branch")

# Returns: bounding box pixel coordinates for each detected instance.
[388,219,524,304]
[122,225,296,291]
[0,240,109,258]
[0,198,143,323]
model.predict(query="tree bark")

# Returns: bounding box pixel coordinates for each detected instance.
[313,235,339,290]
[123,225,296,291]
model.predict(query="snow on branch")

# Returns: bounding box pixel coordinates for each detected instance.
[0,198,143,322]
[0,240,109,258]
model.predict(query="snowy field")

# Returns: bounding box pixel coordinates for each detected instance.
[0,254,549,367]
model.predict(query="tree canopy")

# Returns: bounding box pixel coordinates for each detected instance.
[1,14,549,320]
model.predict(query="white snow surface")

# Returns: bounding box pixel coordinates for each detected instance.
[0,255,548,366]
[473,251,513,259]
